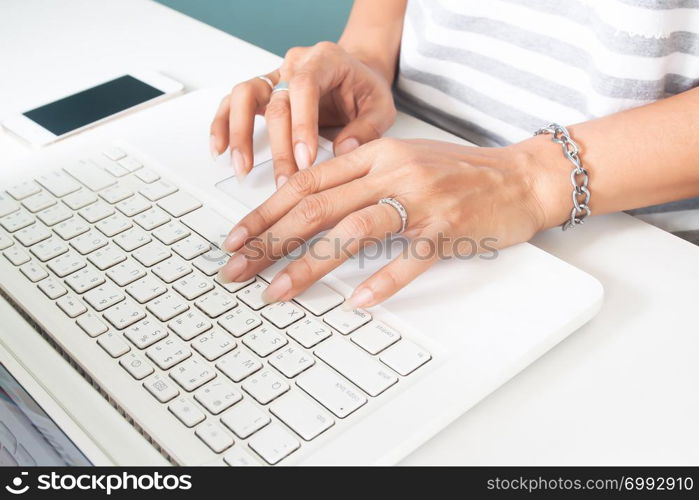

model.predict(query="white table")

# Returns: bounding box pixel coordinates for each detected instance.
[2,0,697,465]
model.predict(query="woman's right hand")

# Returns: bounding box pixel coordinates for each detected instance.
[209,41,397,188]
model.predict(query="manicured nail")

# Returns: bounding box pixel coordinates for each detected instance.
[261,273,292,304]
[232,148,247,183]
[294,141,310,169]
[276,175,288,189]
[216,253,247,284]
[342,287,374,311]
[209,135,218,159]
[223,226,247,253]
[335,137,360,156]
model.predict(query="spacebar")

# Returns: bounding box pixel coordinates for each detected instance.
[180,206,237,248]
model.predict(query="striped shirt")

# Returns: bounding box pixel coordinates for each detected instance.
[395,0,699,243]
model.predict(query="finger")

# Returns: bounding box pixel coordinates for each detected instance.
[261,203,399,303]
[221,147,374,253]
[210,95,231,158]
[265,87,298,189]
[217,177,382,283]
[333,96,396,156]
[289,72,320,170]
[345,223,446,309]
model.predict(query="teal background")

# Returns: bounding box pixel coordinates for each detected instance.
[156,0,353,56]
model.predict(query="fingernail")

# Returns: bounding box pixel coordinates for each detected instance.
[209,135,219,159]
[223,226,247,253]
[335,137,360,156]
[232,148,247,183]
[261,273,292,304]
[216,253,247,284]
[294,141,310,169]
[342,287,374,311]
[276,175,288,189]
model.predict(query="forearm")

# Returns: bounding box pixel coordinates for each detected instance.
[517,87,699,229]
[338,0,407,84]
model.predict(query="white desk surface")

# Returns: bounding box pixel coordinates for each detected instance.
[2,0,697,465]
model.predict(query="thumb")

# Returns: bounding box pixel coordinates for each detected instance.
[333,105,395,156]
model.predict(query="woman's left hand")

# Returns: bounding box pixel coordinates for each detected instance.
[217,137,561,309]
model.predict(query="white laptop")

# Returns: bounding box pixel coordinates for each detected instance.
[0,89,603,466]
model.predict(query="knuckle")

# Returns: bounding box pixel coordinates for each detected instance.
[231,82,253,99]
[265,99,289,120]
[296,193,328,226]
[287,169,318,196]
[340,211,376,239]
[313,41,338,54]
[284,46,304,61]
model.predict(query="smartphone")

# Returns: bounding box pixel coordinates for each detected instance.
[2,71,184,147]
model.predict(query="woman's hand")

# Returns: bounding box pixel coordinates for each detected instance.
[217,138,563,309]
[209,41,397,188]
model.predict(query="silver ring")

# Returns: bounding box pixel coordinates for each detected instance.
[256,76,274,90]
[271,81,289,94]
[378,197,408,234]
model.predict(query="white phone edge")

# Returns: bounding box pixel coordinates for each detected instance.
[1,70,185,148]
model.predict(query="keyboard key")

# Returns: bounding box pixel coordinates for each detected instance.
[152,256,192,283]
[134,168,160,184]
[195,421,234,453]
[76,312,108,337]
[248,423,300,465]
[172,235,210,260]
[37,277,67,299]
[65,267,106,294]
[270,391,334,441]
[269,345,315,378]
[191,328,236,361]
[139,180,177,201]
[62,189,98,210]
[97,331,130,357]
[296,364,367,418]
[78,200,114,223]
[242,324,287,357]
[3,246,30,265]
[169,309,212,341]
[15,223,51,246]
[237,281,268,310]
[195,290,237,318]
[216,348,262,382]
[351,321,401,355]
[170,357,216,391]
[1,209,35,232]
[143,373,179,403]
[99,185,133,204]
[379,339,431,376]
[35,171,81,197]
[133,241,171,267]
[53,216,90,240]
[195,379,242,414]
[7,181,40,200]
[153,221,190,245]
[323,307,371,334]
[116,194,151,217]
[22,191,56,213]
[223,447,259,466]
[0,192,19,218]
[46,250,86,277]
[70,230,108,255]
[146,292,189,321]
[173,271,214,300]
[103,146,127,161]
[294,283,344,315]
[113,227,151,251]
[0,230,13,250]
[217,306,261,337]
[215,275,254,293]
[134,207,171,231]
[19,261,48,282]
[106,260,146,286]
[180,205,236,248]
[261,301,305,329]
[146,337,191,370]
[29,237,68,262]
[87,245,127,270]
[36,204,72,226]
[126,276,167,303]
[241,368,289,404]
[103,162,129,178]
[192,249,228,276]
[56,294,87,318]
[169,397,205,427]
[157,192,202,217]
[95,213,132,237]
[220,399,270,438]
[315,337,398,396]
[83,283,124,311]
[117,156,142,172]
[119,352,154,380]
[65,159,117,191]
[102,299,146,330]
[125,317,169,349]
[287,317,332,348]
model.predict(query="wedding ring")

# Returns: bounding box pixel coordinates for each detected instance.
[378,197,408,234]
[271,81,289,94]
[256,76,274,90]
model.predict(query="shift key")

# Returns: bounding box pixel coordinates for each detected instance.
[296,365,366,418]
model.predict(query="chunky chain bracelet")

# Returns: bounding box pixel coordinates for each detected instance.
[534,123,591,230]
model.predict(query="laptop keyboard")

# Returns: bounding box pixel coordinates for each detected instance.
[0,146,431,465]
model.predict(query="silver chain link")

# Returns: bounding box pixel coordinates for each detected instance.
[534,123,591,230]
